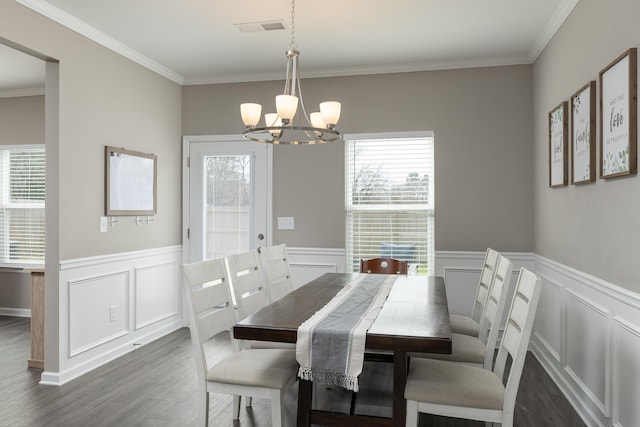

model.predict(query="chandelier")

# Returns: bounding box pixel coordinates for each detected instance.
[240,0,342,144]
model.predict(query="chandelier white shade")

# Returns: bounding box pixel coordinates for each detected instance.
[240,0,342,144]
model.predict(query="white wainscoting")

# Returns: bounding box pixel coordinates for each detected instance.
[531,255,640,427]
[40,246,182,386]
[436,251,640,427]
[434,250,534,321]
[286,247,347,289]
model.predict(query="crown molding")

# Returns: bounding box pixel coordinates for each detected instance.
[183,55,533,86]
[15,0,184,85]
[529,0,580,61]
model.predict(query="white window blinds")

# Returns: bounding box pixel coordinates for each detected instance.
[345,134,434,274]
[0,147,45,264]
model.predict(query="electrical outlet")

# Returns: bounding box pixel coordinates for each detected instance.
[109,305,117,323]
[277,216,294,230]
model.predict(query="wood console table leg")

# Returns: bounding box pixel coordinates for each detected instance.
[27,269,44,369]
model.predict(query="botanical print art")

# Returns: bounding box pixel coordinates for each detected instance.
[549,102,567,187]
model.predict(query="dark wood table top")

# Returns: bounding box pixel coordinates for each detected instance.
[233,272,451,354]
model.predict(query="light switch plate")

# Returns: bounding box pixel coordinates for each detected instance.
[100,217,108,232]
[277,216,294,230]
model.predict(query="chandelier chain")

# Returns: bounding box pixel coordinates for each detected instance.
[289,0,296,49]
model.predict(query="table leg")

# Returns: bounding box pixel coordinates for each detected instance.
[297,378,312,427]
[392,351,408,427]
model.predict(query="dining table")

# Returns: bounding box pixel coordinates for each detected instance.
[233,272,452,427]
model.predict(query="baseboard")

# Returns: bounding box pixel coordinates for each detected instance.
[0,307,30,317]
[40,318,182,386]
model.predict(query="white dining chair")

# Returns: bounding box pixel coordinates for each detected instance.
[226,250,270,320]
[404,267,542,427]
[227,249,295,351]
[411,254,513,369]
[182,258,298,427]
[259,244,294,302]
[449,247,499,337]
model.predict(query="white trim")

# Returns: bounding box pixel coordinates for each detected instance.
[59,245,181,271]
[564,290,610,417]
[39,318,181,386]
[612,316,640,427]
[0,307,30,317]
[533,273,565,364]
[528,0,580,61]
[530,341,606,427]
[0,87,45,98]
[48,245,183,386]
[15,0,184,85]
[535,254,640,310]
[181,135,274,264]
[287,247,345,257]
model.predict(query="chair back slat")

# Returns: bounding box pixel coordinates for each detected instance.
[190,278,232,318]
[260,244,294,302]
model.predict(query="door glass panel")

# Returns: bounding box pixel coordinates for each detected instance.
[203,154,251,260]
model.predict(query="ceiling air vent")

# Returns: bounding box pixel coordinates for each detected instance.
[235,20,286,33]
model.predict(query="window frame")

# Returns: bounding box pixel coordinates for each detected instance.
[0,144,46,268]
[344,131,434,275]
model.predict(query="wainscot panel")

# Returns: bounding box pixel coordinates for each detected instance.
[286,247,346,289]
[435,250,534,323]
[40,246,182,386]
[135,262,180,329]
[68,271,129,357]
[531,254,640,427]
[612,317,640,427]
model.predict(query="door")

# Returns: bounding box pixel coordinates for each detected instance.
[183,135,271,263]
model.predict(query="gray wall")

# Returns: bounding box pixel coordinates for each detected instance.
[1,2,183,262]
[1,2,183,371]
[0,95,44,145]
[533,0,640,293]
[0,95,44,310]
[183,65,534,252]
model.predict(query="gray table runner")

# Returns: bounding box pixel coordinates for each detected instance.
[296,274,396,391]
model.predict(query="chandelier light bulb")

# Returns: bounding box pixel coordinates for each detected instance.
[240,103,262,127]
[310,112,326,129]
[320,101,341,127]
[276,95,299,122]
[264,113,282,137]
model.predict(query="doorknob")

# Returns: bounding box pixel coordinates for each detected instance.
[258,233,265,240]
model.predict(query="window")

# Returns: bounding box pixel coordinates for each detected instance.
[0,147,45,265]
[345,133,434,274]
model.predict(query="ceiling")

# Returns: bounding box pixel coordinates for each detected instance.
[1,0,578,96]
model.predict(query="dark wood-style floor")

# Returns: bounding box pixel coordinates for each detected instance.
[0,315,586,426]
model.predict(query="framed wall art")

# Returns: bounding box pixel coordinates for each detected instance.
[599,48,637,179]
[571,81,596,184]
[549,101,568,187]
